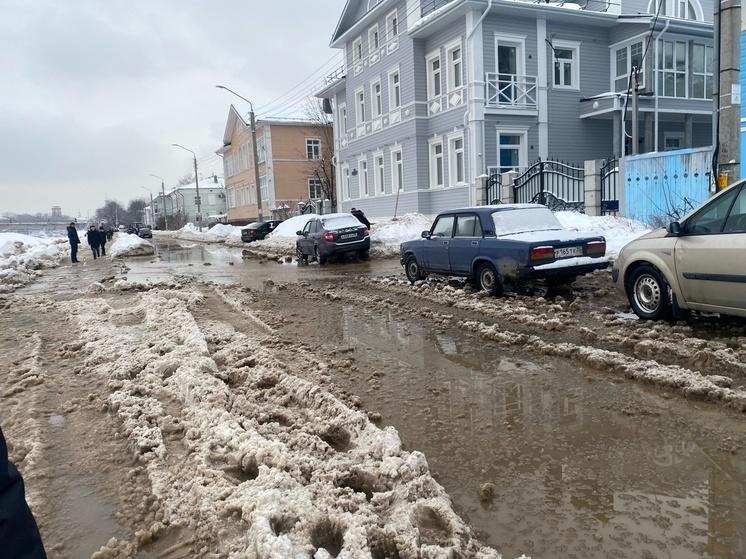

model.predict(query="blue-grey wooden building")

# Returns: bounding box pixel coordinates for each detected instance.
[316,0,715,217]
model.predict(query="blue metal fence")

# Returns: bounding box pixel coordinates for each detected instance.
[622,147,713,225]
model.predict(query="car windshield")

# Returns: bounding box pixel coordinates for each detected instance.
[492,207,563,236]
[321,216,361,230]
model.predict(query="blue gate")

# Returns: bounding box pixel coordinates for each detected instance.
[622,147,713,225]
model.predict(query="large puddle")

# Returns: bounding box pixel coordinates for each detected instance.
[123,240,401,288]
[329,305,746,559]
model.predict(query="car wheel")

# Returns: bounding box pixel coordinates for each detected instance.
[478,262,502,296]
[627,265,671,320]
[404,255,425,283]
[296,245,308,265]
[358,249,370,260]
[315,246,327,265]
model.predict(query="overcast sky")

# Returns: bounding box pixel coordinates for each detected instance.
[0,0,346,217]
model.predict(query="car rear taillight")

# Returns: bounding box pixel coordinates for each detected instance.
[323,231,335,242]
[362,228,369,237]
[530,246,555,262]
[586,240,606,256]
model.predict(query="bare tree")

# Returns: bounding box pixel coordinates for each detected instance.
[178,172,195,186]
[304,98,336,210]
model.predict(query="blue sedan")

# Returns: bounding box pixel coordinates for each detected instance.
[400,204,609,295]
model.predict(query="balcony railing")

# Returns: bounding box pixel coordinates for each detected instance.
[485,73,537,109]
[421,0,456,17]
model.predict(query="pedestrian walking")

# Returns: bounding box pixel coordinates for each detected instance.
[86,225,100,259]
[98,224,107,256]
[351,208,371,229]
[66,222,80,264]
[0,427,47,558]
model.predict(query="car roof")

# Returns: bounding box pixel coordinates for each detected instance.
[438,204,545,214]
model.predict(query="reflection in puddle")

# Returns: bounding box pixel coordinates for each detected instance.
[337,306,746,559]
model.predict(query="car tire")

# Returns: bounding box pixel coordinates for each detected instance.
[315,246,327,265]
[404,255,425,283]
[296,245,308,265]
[478,262,502,296]
[626,265,671,320]
[358,249,370,260]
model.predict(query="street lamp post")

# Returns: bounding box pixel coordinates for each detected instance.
[171,144,202,231]
[216,84,264,223]
[149,174,169,230]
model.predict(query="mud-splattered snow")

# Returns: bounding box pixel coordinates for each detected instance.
[62,283,509,558]
[109,234,155,258]
[0,233,68,292]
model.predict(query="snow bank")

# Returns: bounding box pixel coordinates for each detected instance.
[0,233,68,292]
[556,212,649,257]
[370,213,433,256]
[272,214,320,238]
[109,234,154,258]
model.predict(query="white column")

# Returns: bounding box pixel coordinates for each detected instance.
[583,159,603,216]
[500,171,517,204]
[536,18,549,160]
[466,8,486,207]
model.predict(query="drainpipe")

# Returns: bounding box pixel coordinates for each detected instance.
[653,17,671,152]
[467,0,492,40]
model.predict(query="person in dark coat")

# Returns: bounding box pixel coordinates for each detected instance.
[98,224,107,256]
[350,208,371,229]
[85,225,100,259]
[66,222,80,264]
[0,427,47,558]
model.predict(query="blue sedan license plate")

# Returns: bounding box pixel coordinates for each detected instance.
[340,233,357,240]
[554,246,583,258]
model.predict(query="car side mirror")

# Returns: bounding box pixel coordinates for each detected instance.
[421,230,431,239]
[667,221,682,236]
[296,230,304,236]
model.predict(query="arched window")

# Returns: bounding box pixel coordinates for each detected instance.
[647,0,703,20]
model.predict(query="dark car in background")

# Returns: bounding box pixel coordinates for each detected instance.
[127,222,144,234]
[400,204,609,295]
[137,226,153,239]
[296,213,370,264]
[241,220,283,242]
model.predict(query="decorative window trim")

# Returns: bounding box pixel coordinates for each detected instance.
[646,0,704,21]
[386,9,399,39]
[308,177,323,199]
[341,164,351,201]
[551,40,581,90]
[370,78,383,118]
[373,150,385,196]
[338,103,347,134]
[426,50,442,100]
[352,37,363,64]
[390,147,403,193]
[445,39,464,93]
[428,138,445,189]
[358,156,370,197]
[305,137,321,160]
[447,132,466,187]
[388,66,401,110]
[494,33,527,77]
[496,128,529,174]
[355,87,365,125]
[368,24,380,61]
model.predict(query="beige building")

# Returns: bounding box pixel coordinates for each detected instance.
[217,106,333,224]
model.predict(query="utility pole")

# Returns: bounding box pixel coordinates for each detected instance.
[714,0,741,185]
[631,67,640,156]
[150,174,169,230]
[216,85,264,222]
[171,145,202,231]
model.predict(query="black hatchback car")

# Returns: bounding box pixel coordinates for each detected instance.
[241,220,283,242]
[296,213,370,264]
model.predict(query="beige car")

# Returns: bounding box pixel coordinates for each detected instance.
[613,181,746,319]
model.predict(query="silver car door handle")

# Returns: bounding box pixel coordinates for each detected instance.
[471,241,479,246]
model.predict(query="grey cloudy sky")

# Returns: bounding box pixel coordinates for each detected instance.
[0,0,346,216]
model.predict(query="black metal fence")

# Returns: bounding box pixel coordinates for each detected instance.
[485,172,501,205]
[513,159,585,211]
[601,158,620,214]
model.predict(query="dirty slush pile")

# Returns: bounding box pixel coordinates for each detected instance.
[63,282,509,558]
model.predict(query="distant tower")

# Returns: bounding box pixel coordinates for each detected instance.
[51,206,62,218]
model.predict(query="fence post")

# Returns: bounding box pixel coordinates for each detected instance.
[475,175,487,206]
[583,159,603,216]
[500,171,517,204]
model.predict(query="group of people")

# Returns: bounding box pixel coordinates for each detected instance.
[66,222,113,263]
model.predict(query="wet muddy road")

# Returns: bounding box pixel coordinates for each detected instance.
[3,239,745,558]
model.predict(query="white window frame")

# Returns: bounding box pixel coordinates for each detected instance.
[388,67,401,109]
[386,9,399,39]
[663,131,685,150]
[308,177,323,199]
[368,24,380,57]
[373,151,385,195]
[355,87,365,125]
[341,164,351,201]
[496,129,528,174]
[306,138,321,160]
[447,132,466,186]
[552,40,581,90]
[426,50,442,100]
[657,39,688,98]
[358,157,370,197]
[690,43,713,100]
[352,37,363,64]
[612,39,646,92]
[391,147,403,193]
[371,79,382,118]
[338,103,347,134]
[429,138,444,188]
[647,0,704,21]
[446,40,464,92]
